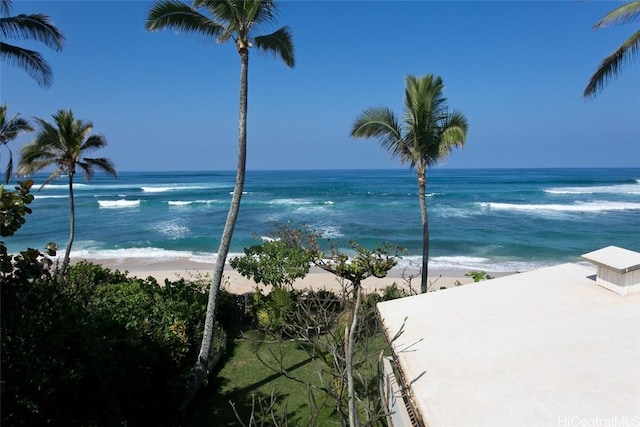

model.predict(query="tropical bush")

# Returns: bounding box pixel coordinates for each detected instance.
[1,260,227,426]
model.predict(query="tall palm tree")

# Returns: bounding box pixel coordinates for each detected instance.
[1,103,33,183]
[0,0,65,88]
[146,0,294,403]
[584,0,640,98]
[17,109,116,276]
[351,73,468,294]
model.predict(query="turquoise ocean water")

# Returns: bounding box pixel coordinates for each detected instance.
[5,168,639,273]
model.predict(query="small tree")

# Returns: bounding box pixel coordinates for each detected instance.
[310,240,402,427]
[244,224,404,426]
[146,1,295,403]
[352,73,468,294]
[18,109,117,277]
[230,239,311,290]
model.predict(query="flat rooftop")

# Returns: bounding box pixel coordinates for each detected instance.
[377,262,640,426]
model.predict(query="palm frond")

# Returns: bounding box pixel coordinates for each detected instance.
[244,0,278,27]
[433,111,468,164]
[80,158,117,179]
[353,73,467,173]
[32,116,64,152]
[0,41,53,87]
[351,107,408,160]
[0,104,33,143]
[81,134,107,152]
[1,0,11,17]
[17,141,57,176]
[18,109,116,189]
[146,0,224,38]
[584,29,640,97]
[253,26,294,67]
[3,148,12,183]
[39,165,63,190]
[593,0,640,29]
[0,13,65,50]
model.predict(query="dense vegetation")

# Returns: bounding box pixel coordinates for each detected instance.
[1,258,231,426]
[1,182,408,426]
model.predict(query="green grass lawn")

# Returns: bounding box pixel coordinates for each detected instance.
[180,329,336,426]
[179,328,388,426]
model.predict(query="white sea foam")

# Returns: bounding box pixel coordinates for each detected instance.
[295,205,332,215]
[544,183,640,195]
[397,255,548,273]
[151,220,189,239]
[70,247,217,264]
[35,195,67,199]
[479,201,640,213]
[98,199,140,208]
[315,225,344,239]
[269,198,311,206]
[39,183,91,190]
[140,185,208,193]
[168,199,219,206]
[435,205,478,218]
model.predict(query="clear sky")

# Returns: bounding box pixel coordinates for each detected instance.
[2,0,639,172]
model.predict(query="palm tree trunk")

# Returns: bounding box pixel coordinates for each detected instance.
[182,49,250,409]
[60,172,75,278]
[418,170,429,293]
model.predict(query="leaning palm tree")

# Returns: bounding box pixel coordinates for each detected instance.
[352,73,468,294]
[17,109,116,276]
[1,103,33,183]
[146,0,294,404]
[584,0,640,98]
[0,0,65,88]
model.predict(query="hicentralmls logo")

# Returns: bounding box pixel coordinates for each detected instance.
[558,416,640,427]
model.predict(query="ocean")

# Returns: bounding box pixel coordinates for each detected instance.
[4,168,639,274]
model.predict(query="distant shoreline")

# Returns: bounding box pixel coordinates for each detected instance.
[74,256,515,295]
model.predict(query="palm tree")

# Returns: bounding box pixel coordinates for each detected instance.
[1,103,33,183]
[0,0,65,88]
[146,0,294,403]
[351,73,468,294]
[584,0,640,98]
[17,109,116,276]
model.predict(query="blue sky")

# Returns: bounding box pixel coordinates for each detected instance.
[2,0,639,171]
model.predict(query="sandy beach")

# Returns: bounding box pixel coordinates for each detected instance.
[78,257,494,295]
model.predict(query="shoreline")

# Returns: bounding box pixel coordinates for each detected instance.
[75,257,514,295]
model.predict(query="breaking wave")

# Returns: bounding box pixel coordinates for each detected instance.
[98,199,140,208]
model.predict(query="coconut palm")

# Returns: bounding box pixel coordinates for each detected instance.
[17,109,116,276]
[146,0,294,403]
[0,0,65,88]
[351,73,468,294]
[1,103,33,183]
[584,0,640,98]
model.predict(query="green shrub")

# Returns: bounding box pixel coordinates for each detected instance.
[1,261,217,426]
[465,270,494,282]
[249,287,295,335]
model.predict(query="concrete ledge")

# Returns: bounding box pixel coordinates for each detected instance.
[380,356,415,427]
[582,246,640,296]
